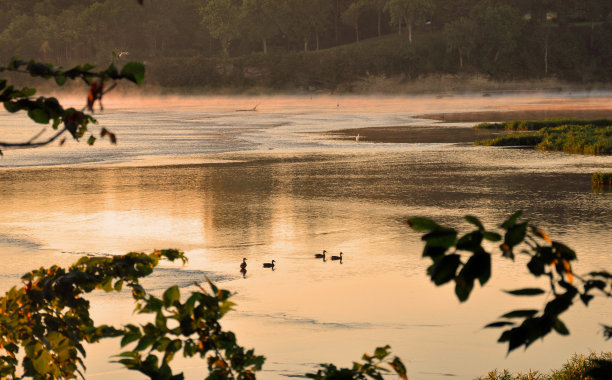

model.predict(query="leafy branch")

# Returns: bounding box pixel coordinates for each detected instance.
[306,345,408,380]
[0,57,145,154]
[407,211,612,353]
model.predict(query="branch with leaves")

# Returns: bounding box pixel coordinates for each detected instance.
[0,57,144,155]
[407,210,611,353]
[306,345,407,380]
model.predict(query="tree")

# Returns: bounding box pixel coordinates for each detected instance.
[384,0,434,44]
[241,0,281,54]
[466,2,524,74]
[443,16,475,69]
[200,0,243,58]
[342,1,368,42]
[367,0,387,37]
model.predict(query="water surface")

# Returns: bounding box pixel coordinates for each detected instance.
[1,94,610,379]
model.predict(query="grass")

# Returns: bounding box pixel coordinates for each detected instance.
[474,119,612,131]
[476,352,612,380]
[592,172,612,186]
[474,123,612,155]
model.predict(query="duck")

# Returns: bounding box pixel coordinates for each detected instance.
[263,260,275,268]
[314,250,326,259]
[330,252,343,261]
[240,258,247,270]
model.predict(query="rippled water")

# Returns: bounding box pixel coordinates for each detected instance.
[0,94,611,379]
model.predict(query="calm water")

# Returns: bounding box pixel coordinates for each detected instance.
[0,95,611,379]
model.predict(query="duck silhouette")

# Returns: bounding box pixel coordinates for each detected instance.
[263,260,275,269]
[240,258,247,270]
[314,250,326,259]
[330,252,343,261]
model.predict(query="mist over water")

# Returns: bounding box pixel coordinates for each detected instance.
[0,94,611,379]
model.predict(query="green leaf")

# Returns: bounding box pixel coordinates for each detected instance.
[504,288,545,296]
[28,108,50,124]
[373,346,390,360]
[553,318,569,335]
[422,228,457,248]
[500,309,539,319]
[407,217,440,232]
[55,74,67,86]
[135,336,156,351]
[504,222,528,247]
[501,210,523,229]
[389,357,408,380]
[430,254,461,286]
[120,62,145,85]
[483,231,501,242]
[32,349,52,375]
[162,285,180,307]
[484,321,515,328]
[464,215,484,230]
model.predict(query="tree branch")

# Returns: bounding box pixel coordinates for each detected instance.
[0,127,68,149]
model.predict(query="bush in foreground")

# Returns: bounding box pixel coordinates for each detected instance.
[476,352,612,380]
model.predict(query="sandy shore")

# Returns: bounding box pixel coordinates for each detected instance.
[329,107,612,143]
[416,108,612,123]
[327,126,504,144]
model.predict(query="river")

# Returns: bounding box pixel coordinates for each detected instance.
[0,94,610,379]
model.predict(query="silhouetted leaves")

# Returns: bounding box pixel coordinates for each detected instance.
[504,288,545,296]
[408,210,611,353]
[1,57,144,150]
[306,345,407,380]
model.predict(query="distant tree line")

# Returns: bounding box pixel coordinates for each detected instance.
[1,0,612,89]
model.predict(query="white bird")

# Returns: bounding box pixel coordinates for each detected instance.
[356,134,360,142]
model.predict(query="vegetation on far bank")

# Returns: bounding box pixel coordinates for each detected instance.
[474,122,612,155]
[2,1,612,92]
[476,352,612,380]
[592,172,612,186]
[474,119,612,131]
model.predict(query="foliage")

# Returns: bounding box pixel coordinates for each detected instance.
[1,0,612,86]
[476,352,612,380]
[0,250,267,379]
[473,119,612,131]
[407,211,612,354]
[474,133,543,147]
[0,251,410,379]
[0,57,145,154]
[200,0,243,57]
[0,250,187,378]
[537,125,612,154]
[592,172,612,186]
[306,345,408,380]
[474,124,612,155]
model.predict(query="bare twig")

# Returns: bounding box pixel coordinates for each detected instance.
[0,127,68,149]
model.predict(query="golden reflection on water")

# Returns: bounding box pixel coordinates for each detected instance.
[1,146,611,379]
[1,94,611,378]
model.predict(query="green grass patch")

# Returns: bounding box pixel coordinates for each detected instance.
[474,118,612,131]
[476,352,612,380]
[475,133,543,146]
[592,172,612,186]
[475,124,612,155]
